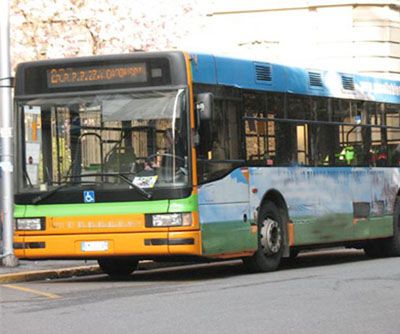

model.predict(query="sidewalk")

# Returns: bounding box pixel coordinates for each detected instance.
[0,258,190,284]
[0,259,101,284]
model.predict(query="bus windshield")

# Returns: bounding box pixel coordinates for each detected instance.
[18,89,190,194]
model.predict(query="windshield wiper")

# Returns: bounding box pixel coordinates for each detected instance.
[31,181,96,205]
[68,172,153,200]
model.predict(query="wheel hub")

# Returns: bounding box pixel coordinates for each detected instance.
[260,218,282,255]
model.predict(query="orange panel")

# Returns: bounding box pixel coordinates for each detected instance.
[207,251,255,260]
[168,231,202,255]
[184,52,198,187]
[13,236,25,258]
[17,230,203,259]
[288,222,295,246]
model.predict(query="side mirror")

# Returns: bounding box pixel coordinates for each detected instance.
[194,93,213,150]
[196,93,213,122]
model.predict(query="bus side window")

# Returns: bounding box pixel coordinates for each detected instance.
[195,86,243,183]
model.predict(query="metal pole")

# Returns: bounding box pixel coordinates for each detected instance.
[0,0,18,266]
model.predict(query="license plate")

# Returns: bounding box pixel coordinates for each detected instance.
[81,241,109,252]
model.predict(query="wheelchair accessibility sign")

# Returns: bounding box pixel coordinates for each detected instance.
[83,190,95,203]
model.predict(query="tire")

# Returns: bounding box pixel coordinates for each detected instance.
[384,198,400,256]
[98,257,139,277]
[363,240,387,258]
[243,202,285,272]
[364,198,400,258]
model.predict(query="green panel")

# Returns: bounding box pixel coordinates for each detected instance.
[14,205,26,217]
[294,214,394,246]
[293,214,354,245]
[168,194,198,212]
[353,218,369,240]
[15,194,198,218]
[201,220,257,256]
[369,216,393,238]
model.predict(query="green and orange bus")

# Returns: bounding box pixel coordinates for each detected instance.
[13,51,400,275]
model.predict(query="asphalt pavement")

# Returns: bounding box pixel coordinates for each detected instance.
[0,248,388,284]
[1,249,399,334]
[0,257,187,283]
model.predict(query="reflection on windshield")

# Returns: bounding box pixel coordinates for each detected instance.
[20,89,189,193]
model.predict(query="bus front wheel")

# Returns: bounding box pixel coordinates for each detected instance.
[98,257,139,277]
[243,202,284,272]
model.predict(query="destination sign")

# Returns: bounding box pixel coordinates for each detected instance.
[47,63,147,88]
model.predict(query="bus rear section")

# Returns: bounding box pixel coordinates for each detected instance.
[191,53,400,270]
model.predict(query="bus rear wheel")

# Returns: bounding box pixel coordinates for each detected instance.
[384,198,400,256]
[243,202,284,272]
[98,257,139,277]
[364,198,400,257]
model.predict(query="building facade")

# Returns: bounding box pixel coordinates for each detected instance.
[205,0,400,80]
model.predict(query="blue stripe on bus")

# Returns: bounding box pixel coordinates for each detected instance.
[190,53,400,104]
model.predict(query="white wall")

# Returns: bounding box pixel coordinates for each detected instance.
[200,1,400,80]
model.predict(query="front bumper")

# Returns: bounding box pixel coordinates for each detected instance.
[14,231,202,259]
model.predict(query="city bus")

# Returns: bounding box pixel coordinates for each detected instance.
[13,51,400,276]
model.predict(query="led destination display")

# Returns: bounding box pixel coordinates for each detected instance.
[47,63,148,88]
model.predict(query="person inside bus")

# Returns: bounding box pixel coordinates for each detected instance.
[376,146,388,167]
[145,128,185,171]
[106,136,137,174]
[392,144,400,166]
[208,137,226,176]
[289,152,299,167]
[370,146,389,167]
[336,145,356,165]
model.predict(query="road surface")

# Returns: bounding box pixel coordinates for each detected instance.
[1,249,400,334]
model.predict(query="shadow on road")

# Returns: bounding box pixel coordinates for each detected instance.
[281,249,370,270]
[67,249,374,284]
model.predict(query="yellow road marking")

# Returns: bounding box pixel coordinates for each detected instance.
[2,284,61,299]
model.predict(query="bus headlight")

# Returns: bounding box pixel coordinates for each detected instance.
[15,218,45,231]
[146,213,192,227]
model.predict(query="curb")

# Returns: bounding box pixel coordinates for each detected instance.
[0,261,190,284]
[0,265,102,284]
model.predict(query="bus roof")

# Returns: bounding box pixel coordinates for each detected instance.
[14,50,400,104]
[190,53,400,104]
